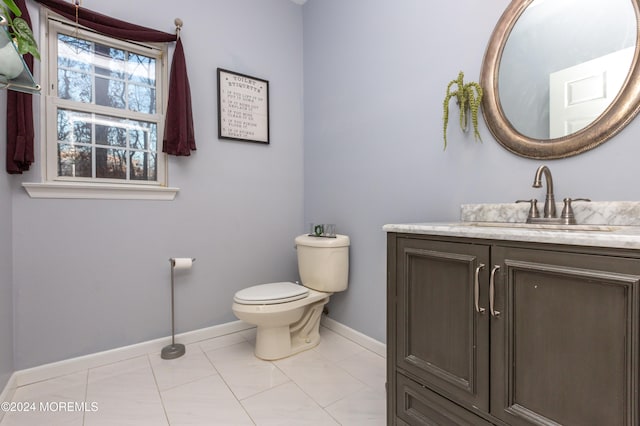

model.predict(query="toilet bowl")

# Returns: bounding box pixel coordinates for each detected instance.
[232,282,330,360]
[232,234,350,360]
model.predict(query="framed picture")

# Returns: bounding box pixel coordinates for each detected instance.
[217,68,270,144]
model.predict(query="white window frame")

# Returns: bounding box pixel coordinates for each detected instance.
[23,12,179,200]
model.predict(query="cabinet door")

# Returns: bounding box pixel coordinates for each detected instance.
[491,246,640,426]
[395,237,490,412]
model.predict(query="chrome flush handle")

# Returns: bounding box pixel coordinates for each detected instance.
[474,263,486,314]
[489,265,501,318]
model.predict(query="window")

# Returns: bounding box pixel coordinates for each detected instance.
[24,16,177,200]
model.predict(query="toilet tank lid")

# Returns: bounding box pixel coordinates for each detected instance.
[295,234,350,248]
[234,282,309,304]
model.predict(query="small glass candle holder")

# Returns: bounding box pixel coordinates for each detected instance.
[309,223,336,237]
[324,224,336,237]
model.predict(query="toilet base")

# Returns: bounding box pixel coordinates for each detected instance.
[253,297,329,360]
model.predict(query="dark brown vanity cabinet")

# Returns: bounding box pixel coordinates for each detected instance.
[387,232,640,426]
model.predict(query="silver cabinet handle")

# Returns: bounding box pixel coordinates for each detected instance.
[474,263,486,314]
[489,265,501,317]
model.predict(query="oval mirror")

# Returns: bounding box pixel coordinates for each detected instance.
[480,0,640,159]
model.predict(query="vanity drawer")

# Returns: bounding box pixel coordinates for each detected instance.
[395,373,493,426]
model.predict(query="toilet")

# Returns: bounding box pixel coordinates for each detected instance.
[232,234,350,360]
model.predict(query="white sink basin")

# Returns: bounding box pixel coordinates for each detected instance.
[458,222,620,232]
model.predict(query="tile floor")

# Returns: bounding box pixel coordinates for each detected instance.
[0,327,386,425]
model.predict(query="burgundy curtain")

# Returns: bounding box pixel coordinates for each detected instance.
[163,40,196,155]
[6,0,196,173]
[6,0,34,173]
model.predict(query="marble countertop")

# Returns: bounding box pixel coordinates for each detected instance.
[384,201,640,250]
[383,222,640,250]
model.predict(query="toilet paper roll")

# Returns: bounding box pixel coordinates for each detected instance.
[172,258,194,270]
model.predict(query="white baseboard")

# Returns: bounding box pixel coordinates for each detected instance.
[15,320,254,387]
[0,373,17,423]
[321,316,386,358]
[10,318,384,391]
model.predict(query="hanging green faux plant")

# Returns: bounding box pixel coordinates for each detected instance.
[0,0,40,60]
[442,71,483,149]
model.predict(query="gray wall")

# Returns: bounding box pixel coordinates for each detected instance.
[0,93,14,391]
[12,0,304,369]
[6,0,640,372]
[303,0,640,343]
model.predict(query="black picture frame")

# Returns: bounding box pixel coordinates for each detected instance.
[217,68,270,144]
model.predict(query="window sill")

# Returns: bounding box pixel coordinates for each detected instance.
[22,182,179,200]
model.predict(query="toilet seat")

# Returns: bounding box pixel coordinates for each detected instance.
[234,282,309,305]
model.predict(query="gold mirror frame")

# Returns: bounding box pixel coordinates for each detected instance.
[480,0,640,159]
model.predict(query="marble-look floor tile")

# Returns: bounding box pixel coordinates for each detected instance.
[86,356,150,385]
[325,387,386,425]
[338,348,386,391]
[0,328,388,425]
[161,375,253,425]
[313,328,366,363]
[237,327,257,344]
[203,340,255,364]
[241,382,338,425]
[7,370,87,401]
[1,412,83,426]
[149,345,217,391]
[274,349,367,407]
[197,332,247,353]
[1,371,87,426]
[84,356,167,426]
[205,341,289,400]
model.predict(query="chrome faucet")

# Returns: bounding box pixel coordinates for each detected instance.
[532,165,556,218]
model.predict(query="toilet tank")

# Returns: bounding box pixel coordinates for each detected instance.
[295,234,350,292]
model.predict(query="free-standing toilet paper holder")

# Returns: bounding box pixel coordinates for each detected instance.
[161,257,196,360]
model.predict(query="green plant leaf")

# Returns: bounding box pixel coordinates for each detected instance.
[464,82,483,142]
[12,17,39,59]
[2,0,21,17]
[443,84,457,150]
[441,71,483,149]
